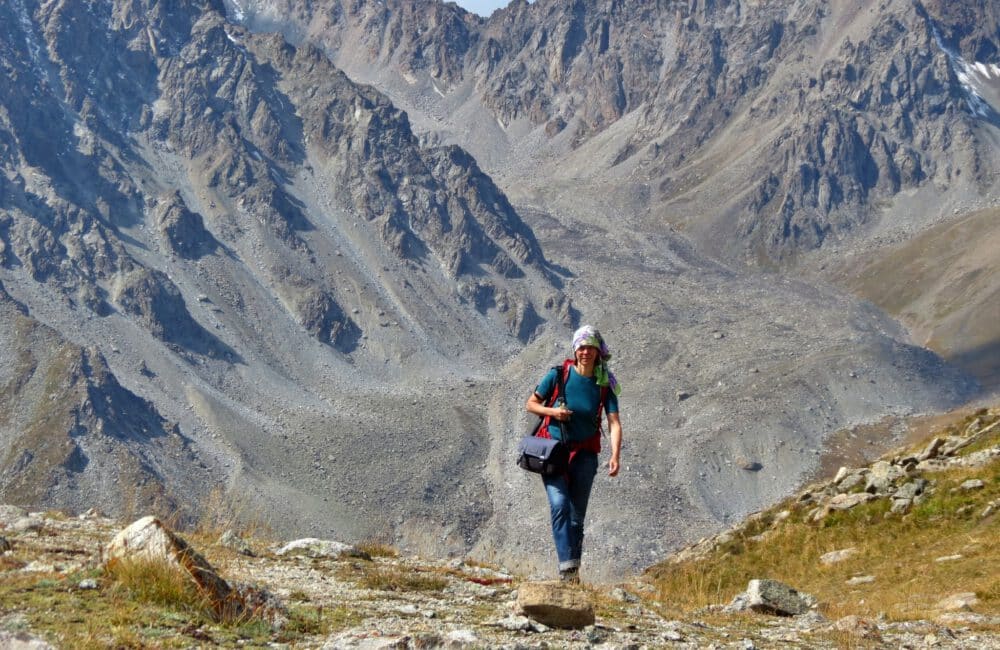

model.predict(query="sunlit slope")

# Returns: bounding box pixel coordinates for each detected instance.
[840,207,1000,387]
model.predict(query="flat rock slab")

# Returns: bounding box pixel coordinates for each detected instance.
[517,581,595,629]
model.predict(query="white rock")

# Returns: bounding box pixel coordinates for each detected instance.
[275,538,353,558]
[819,548,857,565]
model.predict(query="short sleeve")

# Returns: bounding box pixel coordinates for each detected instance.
[605,389,619,414]
[533,367,559,403]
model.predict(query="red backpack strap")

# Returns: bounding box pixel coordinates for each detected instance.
[537,362,571,439]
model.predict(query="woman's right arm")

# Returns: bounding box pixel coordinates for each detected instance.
[526,392,572,422]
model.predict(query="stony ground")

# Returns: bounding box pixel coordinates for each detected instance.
[2,506,1000,649]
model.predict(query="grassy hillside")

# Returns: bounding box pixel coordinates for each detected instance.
[647,406,1000,628]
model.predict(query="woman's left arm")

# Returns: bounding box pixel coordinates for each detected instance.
[607,411,622,477]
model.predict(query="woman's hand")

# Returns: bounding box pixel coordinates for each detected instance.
[551,406,573,421]
[608,455,620,477]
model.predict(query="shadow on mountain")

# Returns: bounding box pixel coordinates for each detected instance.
[946,340,1000,393]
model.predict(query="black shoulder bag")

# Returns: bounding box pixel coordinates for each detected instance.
[516,365,569,476]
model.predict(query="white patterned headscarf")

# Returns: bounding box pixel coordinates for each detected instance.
[571,325,620,395]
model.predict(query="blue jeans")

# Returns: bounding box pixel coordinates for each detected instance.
[542,451,599,571]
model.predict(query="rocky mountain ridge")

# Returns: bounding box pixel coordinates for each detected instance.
[0,0,995,578]
[230,0,1000,260]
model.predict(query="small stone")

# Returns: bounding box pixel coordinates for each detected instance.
[959,479,985,491]
[819,548,857,565]
[611,587,639,602]
[831,615,882,641]
[78,578,99,590]
[218,530,255,557]
[11,517,44,534]
[937,592,978,611]
[664,629,685,641]
[676,390,691,401]
[846,575,875,585]
[934,554,963,563]
[0,631,55,649]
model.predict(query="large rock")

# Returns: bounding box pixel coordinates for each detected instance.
[516,581,595,629]
[274,537,358,559]
[729,579,814,616]
[864,461,908,494]
[104,516,283,624]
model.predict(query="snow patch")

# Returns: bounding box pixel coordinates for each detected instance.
[227,0,247,23]
[932,25,1000,119]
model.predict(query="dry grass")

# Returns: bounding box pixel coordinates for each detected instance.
[356,540,400,558]
[105,557,214,618]
[647,407,1000,624]
[192,486,273,543]
[336,562,450,593]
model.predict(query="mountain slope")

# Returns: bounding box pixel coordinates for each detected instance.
[230,0,1000,260]
[0,0,991,577]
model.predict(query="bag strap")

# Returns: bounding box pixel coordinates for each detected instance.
[536,363,569,438]
[596,385,609,437]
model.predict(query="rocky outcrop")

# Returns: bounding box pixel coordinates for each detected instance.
[0,299,199,519]
[233,0,999,262]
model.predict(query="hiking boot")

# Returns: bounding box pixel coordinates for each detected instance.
[559,567,580,584]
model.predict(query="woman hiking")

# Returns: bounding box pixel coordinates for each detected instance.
[525,325,623,582]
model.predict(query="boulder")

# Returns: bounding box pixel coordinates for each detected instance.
[864,461,907,494]
[105,516,284,624]
[813,492,876,520]
[893,479,928,501]
[10,516,45,533]
[959,479,985,491]
[730,579,814,616]
[275,537,363,559]
[516,581,595,628]
[918,437,946,461]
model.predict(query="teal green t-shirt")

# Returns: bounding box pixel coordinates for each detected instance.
[535,365,619,442]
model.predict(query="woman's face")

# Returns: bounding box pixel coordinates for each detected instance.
[575,345,599,364]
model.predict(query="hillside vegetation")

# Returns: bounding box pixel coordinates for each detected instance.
[648,406,1000,628]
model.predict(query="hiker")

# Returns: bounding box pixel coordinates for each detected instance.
[525,325,622,582]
